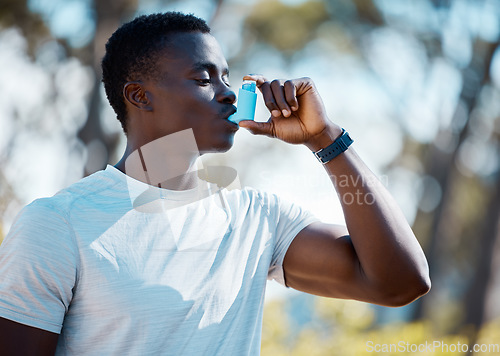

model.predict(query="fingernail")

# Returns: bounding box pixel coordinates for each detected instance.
[291,106,298,111]
[271,110,281,117]
[282,109,290,117]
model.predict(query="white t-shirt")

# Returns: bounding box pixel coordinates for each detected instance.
[0,165,317,355]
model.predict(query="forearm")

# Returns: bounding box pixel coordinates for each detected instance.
[308,125,430,304]
[239,75,430,304]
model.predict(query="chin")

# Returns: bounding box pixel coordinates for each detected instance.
[200,139,235,154]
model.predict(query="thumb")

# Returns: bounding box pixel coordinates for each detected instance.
[238,120,274,137]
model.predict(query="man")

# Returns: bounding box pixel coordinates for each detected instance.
[0,12,430,355]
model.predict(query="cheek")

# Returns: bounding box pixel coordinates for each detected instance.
[178,91,215,117]
[159,94,212,128]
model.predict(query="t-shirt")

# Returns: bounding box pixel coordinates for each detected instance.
[0,165,317,355]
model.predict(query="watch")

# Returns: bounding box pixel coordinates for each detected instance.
[313,129,353,164]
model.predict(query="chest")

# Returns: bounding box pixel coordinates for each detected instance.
[67,203,273,328]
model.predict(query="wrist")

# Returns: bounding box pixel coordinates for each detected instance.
[305,124,343,152]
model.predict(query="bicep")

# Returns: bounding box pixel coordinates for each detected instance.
[0,317,58,356]
[283,222,369,300]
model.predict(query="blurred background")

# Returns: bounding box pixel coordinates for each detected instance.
[1,0,500,354]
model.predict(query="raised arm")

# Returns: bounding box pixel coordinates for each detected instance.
[238,75,430,307]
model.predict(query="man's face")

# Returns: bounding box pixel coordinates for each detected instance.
[140,32,238,154]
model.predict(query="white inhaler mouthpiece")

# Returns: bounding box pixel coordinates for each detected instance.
[228,80,257,124]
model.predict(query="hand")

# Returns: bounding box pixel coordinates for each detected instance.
[238,75,342,150]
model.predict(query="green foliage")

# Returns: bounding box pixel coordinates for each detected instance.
[262,297,500,355]
[245,0,329,52]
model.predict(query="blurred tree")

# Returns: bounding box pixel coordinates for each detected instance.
[411,38,500,323]
[0,0,53,232]
[405,7,500,343]
[0,0,50,54]
[245,0,329,53]
[76,0,138,176]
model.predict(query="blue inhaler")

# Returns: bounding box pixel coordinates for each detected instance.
[228,81,257,124]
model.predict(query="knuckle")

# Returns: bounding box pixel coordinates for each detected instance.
[260,81,270,91]
[301,76,315,88]
[270,79,282,88]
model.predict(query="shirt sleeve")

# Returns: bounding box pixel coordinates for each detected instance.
[0,199,78,334]
[265,193,319,286]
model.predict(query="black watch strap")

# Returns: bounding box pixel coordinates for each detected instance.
[313,129,353,164]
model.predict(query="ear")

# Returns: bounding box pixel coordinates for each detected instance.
[123,81,153,111]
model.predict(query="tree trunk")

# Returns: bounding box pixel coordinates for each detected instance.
[464,176,500,328]
[411,39,500,321]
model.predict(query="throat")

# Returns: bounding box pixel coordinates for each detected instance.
[115,129,204,191]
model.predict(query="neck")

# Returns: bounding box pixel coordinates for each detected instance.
[115,129,202,191]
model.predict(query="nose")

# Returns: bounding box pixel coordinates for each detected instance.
[216,84,236,105]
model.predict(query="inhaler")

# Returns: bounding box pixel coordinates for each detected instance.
[228,81,257,124]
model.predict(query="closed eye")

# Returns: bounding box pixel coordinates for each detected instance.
[196,79,211,85]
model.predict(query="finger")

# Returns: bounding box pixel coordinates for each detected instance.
[242,75,280,117]
[259,81,281,118]
[238,119,274,137]
[270,80,292,117]
[283,80,298,111]
[242,74,267,88]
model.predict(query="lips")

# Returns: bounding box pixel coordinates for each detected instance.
[225,106,237,119]
[222,107,238,128]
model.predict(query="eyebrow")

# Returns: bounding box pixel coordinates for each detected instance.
[190,61,229,76]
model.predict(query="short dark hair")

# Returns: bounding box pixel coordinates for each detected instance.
[101,12,211,133]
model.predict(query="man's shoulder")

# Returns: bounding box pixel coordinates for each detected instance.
[24,167,122,218]
[4,167,127,246]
